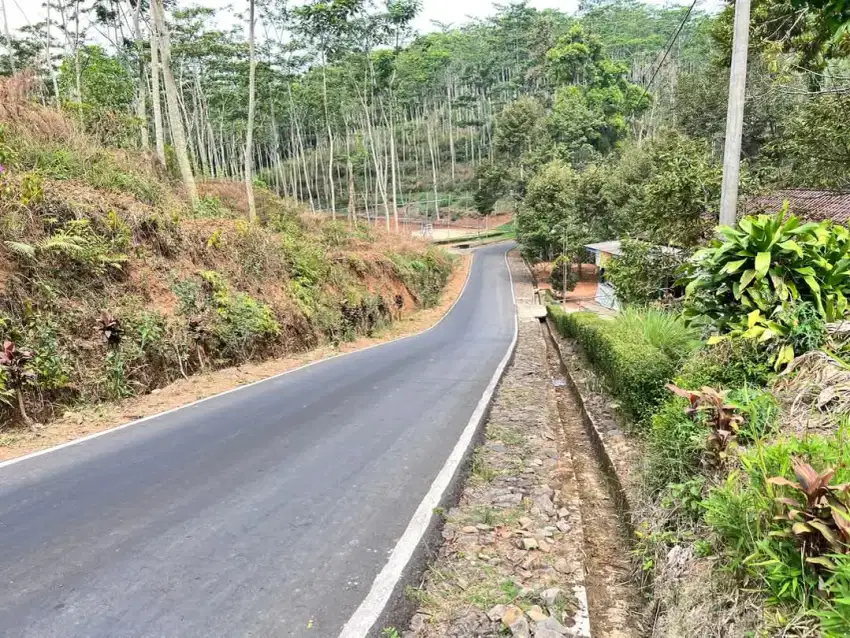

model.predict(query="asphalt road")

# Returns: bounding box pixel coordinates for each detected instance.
[0,242,517,638]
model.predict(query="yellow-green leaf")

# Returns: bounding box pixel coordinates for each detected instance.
[723,258,748,274]
[755,251,771,278]
[740,269,757,291]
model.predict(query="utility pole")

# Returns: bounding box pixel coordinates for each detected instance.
[719,0,751,227]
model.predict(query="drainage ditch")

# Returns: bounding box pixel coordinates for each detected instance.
[540,318,646,638]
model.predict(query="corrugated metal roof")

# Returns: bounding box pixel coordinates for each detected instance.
[742,189,850,224]
[584,240,623,255]
[584,240,681,255]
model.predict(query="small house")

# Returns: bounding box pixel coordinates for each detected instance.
[584,240,623,310]
[584,240,682,310]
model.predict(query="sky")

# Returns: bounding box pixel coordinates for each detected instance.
[3,0,701,36]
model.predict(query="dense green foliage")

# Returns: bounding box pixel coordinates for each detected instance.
[604,238,686,305]
[683,210,848,367]
[548,304,687,422]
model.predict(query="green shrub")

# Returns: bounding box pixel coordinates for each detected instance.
[197,271,280,361]
[647,395,706,489]
[614,306,700,361]
[550,256,578,293]
[13,139,163,205]
[676,338,774,390]
[192,195,229,218]
[683,209,850,367]
[605,237,687,305]
[647,384,779,492]
[390,249,453,308]
[704,429,850,634]
[548,304,678,423]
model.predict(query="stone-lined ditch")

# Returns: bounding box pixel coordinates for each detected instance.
[402,253,643,638]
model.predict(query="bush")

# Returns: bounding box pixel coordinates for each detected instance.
[197,271,280,361]
[684,209,850,367]
[390,249,453,308]
[548,304,678,422]
[550,256,578,293]
[605,237,687,305]
[647,395,706,489]
[676,338,774,390]
[614,306,700,361]
[703,430,850,634]
[647,385,779,491]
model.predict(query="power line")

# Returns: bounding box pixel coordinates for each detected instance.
[638,0,699,103]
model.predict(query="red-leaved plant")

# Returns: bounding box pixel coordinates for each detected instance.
[666,384,744,465]
[768,458,850,570]
[0,340,36,427]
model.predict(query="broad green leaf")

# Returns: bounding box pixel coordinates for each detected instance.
[743,325,767,339]
[747,309,762,328]
[803,274,821,295]
[723,258,748,274]
[793,266,816,276]
[776,344,795,370]
[806,556,837,570]
[755,252,771,278]
[778,239,803,257]
[739,269,757,292]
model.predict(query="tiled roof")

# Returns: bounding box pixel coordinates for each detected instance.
[742,189,850,225]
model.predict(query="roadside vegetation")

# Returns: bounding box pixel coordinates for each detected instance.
[549,210,850,635]
[0,77,453,431]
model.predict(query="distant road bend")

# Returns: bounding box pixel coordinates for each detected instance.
[0,242,517,637]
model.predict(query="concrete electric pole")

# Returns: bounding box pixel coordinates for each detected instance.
[719,0,751,227]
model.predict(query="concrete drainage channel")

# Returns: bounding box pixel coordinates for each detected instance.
[539,315,645,637]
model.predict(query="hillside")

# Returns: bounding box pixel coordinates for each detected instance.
[0,75,453,429]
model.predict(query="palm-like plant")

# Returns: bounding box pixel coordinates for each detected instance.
[683,207,850,366]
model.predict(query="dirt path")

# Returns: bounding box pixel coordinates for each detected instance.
[403,252,644,638]
[0,254,472,462]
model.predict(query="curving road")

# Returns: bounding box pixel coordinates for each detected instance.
[0,242,517,638]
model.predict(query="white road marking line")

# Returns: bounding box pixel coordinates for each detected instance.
[339,248,519,638]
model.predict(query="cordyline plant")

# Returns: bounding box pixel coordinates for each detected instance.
[683,206,850,368]
[768,458,850,570]
[667,384,744,465]
[0,340,36,428]
[96,312,123,347]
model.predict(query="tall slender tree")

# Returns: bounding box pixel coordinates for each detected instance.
[245,0,258,222]
[151,0,197,201]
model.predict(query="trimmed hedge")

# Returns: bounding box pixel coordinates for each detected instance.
[548,304,678,423]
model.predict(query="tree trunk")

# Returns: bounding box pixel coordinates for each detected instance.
[321,49,336,218]
[426,114,440,222]
[446,81,456,181]
[244,0,257,222]
[16,388,34,431]
[345,125,356,226]
[151,0,197,202]
[386,96,399,232]
[46,0,60,101]
[133,0,149,149]
[149,4,166,165]
[73,0,82,103]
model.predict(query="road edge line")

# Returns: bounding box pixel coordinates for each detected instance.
[0,248,483,471]
[339,248,519,638]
